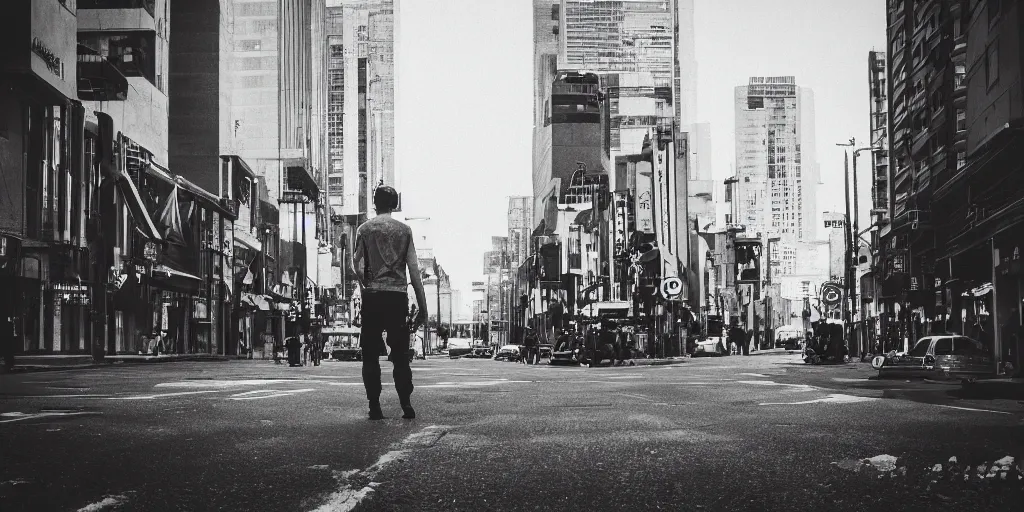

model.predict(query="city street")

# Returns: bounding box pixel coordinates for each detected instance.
[2,356,1023,511]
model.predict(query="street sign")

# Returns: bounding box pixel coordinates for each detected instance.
[821,282,843,306]
[660,277,683,299]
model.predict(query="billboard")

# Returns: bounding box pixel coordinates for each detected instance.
[635,164,654,234]
[823,212,846,283]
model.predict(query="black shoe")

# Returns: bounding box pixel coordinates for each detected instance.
[369,403,384,421]
[401,405,416,419]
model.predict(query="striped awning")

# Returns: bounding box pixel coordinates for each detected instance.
[116,171,162,241]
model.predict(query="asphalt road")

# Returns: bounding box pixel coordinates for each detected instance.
[2,355,1023,512]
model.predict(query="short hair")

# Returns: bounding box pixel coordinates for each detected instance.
[373,186,400,212]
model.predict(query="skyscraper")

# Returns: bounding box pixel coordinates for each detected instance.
[533,0,697,224]
[733,76,818,243]
[325,0,395,218]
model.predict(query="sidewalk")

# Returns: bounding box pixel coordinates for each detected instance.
[1,353,230,374]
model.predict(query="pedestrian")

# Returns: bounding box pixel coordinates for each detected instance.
[352,185,428,420]
[273,335,284,364]
[286,335,302,367]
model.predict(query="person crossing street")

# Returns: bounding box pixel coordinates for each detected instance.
[352,185,429,420]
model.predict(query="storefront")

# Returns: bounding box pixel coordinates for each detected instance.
[994,228,1024,376]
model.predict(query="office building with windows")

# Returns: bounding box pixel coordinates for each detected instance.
[733,76,818,244]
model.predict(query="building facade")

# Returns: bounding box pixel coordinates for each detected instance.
[733,76,818,244]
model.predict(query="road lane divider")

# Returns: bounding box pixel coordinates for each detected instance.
[310,425,451,512]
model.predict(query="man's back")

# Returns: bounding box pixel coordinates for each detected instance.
[355,215,413,293]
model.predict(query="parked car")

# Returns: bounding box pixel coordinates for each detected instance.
[693,336,728,356]
[463,345,493,358]
[877,335,995,382]
[495,344,522,362]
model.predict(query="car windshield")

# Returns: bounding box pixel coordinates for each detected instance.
[908,338,932,357]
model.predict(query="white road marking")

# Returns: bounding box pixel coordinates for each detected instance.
[154,379,294,388]
[0,411,99,424]
[618,393,655,402]
[107,390,220,400]
[418,380,530,389]
[738,373,769,377]
[930,404,1012,415]
[76,494,129,512]
[737,380,818,392]
[759,394,880,406]
[5,394,113,399]
[311,426,449,512]
[228,389,316,401]
[606,375,646,380]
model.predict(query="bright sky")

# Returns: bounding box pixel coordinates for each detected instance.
[395,0,887,297]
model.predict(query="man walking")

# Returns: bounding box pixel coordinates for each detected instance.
[353,185,428,420]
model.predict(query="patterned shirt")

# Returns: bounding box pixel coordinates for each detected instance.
[354,214,414,294]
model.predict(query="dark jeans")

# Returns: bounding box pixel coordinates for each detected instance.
[360,291,414,405]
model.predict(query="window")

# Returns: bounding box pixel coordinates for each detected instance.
[953,337,987,356]
[909,338,931,357]
[934,338,953,356]
[237,1,276,17]
[956,151,966,170]
[236,40,262,52]
[956,109,966,132]
[985,42,999,88]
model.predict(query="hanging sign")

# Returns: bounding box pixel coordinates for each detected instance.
[49,283,92,306]
[821,282,843,307]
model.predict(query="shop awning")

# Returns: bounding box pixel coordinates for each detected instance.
[284,158,320,202]
[146,163,237,220]
[235,228,262,252]
[151,265,203,294]
[116,171,162,241]
[241,292,272,311]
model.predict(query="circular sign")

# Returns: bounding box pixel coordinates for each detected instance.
[660,277,683,299]
[871,356,885,370]
[821,283,843,307]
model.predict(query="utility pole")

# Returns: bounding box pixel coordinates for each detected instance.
[839,138,856,354]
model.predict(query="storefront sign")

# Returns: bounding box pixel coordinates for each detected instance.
[49,283,91,306]
[31,38,64,79]
[279,190,311,204]
[634,169,654,234]
[613,192,629,256]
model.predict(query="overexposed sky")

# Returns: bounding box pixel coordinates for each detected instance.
[396,0,886,295]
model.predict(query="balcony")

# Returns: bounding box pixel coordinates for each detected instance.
[77,44,128,101]
[911,126,931,156]
[79,0,155,16]
[78,32,157,87]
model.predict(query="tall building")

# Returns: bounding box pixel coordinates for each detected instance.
[867,50,889,259]
[531,70,609,226]
[691,122,711,181]
[325,0,395,218]
[507,196,533,270]
[881,0,966,345]
[733,76,817,243]
[533,0,696,224]
[225,0,327,296]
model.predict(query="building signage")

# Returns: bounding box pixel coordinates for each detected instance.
[279,190,311,204]
[31,38,64,80]
[613,191,629,256]
[820,282,843,306]
[824,218,845,229]
[634,169,654,234]
[49,283,91,306]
